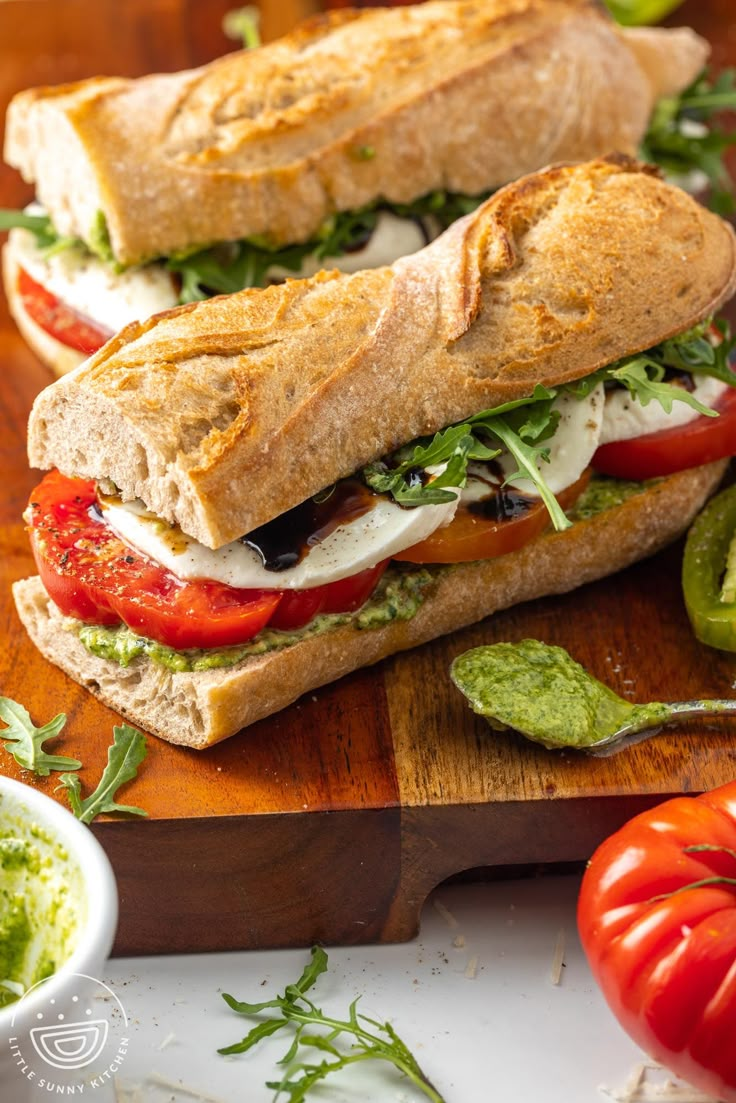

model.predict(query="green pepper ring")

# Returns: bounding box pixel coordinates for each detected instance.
[682,483,736,652]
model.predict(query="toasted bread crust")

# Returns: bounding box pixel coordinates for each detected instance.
[26,159,736,548]
[4,1,707,263]
[13,461,728,748]
[2,244,86,377]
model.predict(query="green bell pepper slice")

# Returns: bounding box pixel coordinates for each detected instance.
[683,483,736,651]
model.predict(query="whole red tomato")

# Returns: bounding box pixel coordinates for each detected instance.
[578,782,736,1102]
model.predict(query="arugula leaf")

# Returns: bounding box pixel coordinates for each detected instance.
[641,69,736,214]
[0,209,81,256]
[222,5,261,49]
[219,946,446,1103]
[168,188,488,301]
[564,319,736,412]
[363,384,568,527]
[364,425,487,506]
[609,358,718,417]
[59,724,147,824]
[0,698,82,777]
[476,415,570,531]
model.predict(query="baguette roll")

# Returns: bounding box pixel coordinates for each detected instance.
[5,0,707,265]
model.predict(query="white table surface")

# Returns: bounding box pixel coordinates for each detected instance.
[102,874,718,1103]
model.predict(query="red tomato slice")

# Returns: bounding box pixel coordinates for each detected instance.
[578,781,736,1103]
[17,266,112,354]
[269,561,389,631]
[394,470,590,564]
[26,472,389,649]
[592,385,736,480]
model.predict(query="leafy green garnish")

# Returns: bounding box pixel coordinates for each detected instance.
[364,384,568,530]
[87,210,116,265]
[364,321,736,529]
[222,5,261,49]
[0,209,80,257]
[0,698,82,777]
[603,0,684,25]
[641,69,736,214]
[168,188,487,302]
[59,724,147,824]
[219,946,446,1103]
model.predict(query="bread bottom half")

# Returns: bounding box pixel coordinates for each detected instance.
[2,243,87,377]
[12,460,727,749]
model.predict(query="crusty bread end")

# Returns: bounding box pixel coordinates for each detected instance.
[13,460,727,749]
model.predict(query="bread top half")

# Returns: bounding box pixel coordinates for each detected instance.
[5,0,707,263]
[27,158,736,549]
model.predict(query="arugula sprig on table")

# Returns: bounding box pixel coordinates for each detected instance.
[363,321,736,530]
[0,697,81,776]
[219,946,446,1103]
[59,724,148,824]
[0,696,148,823]
[641,69,736,214]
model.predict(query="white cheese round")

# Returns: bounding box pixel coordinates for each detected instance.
[497,385,605,496]
[101,488,459,591]
[599,375,728,445]
[10,227,178,334]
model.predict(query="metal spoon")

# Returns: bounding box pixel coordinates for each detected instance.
[450,639,736,755]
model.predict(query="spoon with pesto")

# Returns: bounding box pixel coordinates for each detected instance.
[450,638,736,754]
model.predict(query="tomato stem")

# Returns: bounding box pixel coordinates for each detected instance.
[684,843,736,862]
[649,874,736,903]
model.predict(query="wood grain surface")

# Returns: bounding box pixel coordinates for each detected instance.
[1,0,736,956]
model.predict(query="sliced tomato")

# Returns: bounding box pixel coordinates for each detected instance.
[17,267,112,354]
[26,472,389,650]
[592,386,736,480]
[268,561,389,631]
[394,470,590,564]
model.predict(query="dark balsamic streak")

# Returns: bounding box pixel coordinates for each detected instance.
[242,480,377,573]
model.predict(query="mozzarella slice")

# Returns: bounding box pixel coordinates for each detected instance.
[599,375,729,445]
[101,487,459,591]
[266,212,429,281]
[497,385,605,497]
[10,226,178,333]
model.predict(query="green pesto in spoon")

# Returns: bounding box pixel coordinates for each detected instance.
[450,639,736,753]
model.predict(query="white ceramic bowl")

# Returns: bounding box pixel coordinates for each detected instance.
[0,776,118,1102]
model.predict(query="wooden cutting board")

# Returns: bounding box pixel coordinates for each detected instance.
[2,0,736,957]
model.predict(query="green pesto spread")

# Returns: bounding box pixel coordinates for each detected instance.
[450,639,672,750]
[569,474,658,522]
[0,800,83,1009]
[78,566,432,674]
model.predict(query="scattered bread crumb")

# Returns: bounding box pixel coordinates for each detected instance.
[550,928,565,986]
[146,1071,228,1101]
[464,955,478,980]
[433,898,459,929]
[599,1061,721,1101]
[452,934,465,949]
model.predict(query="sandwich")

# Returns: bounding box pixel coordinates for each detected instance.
[0,0,716,376]
[12,157,736,748]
